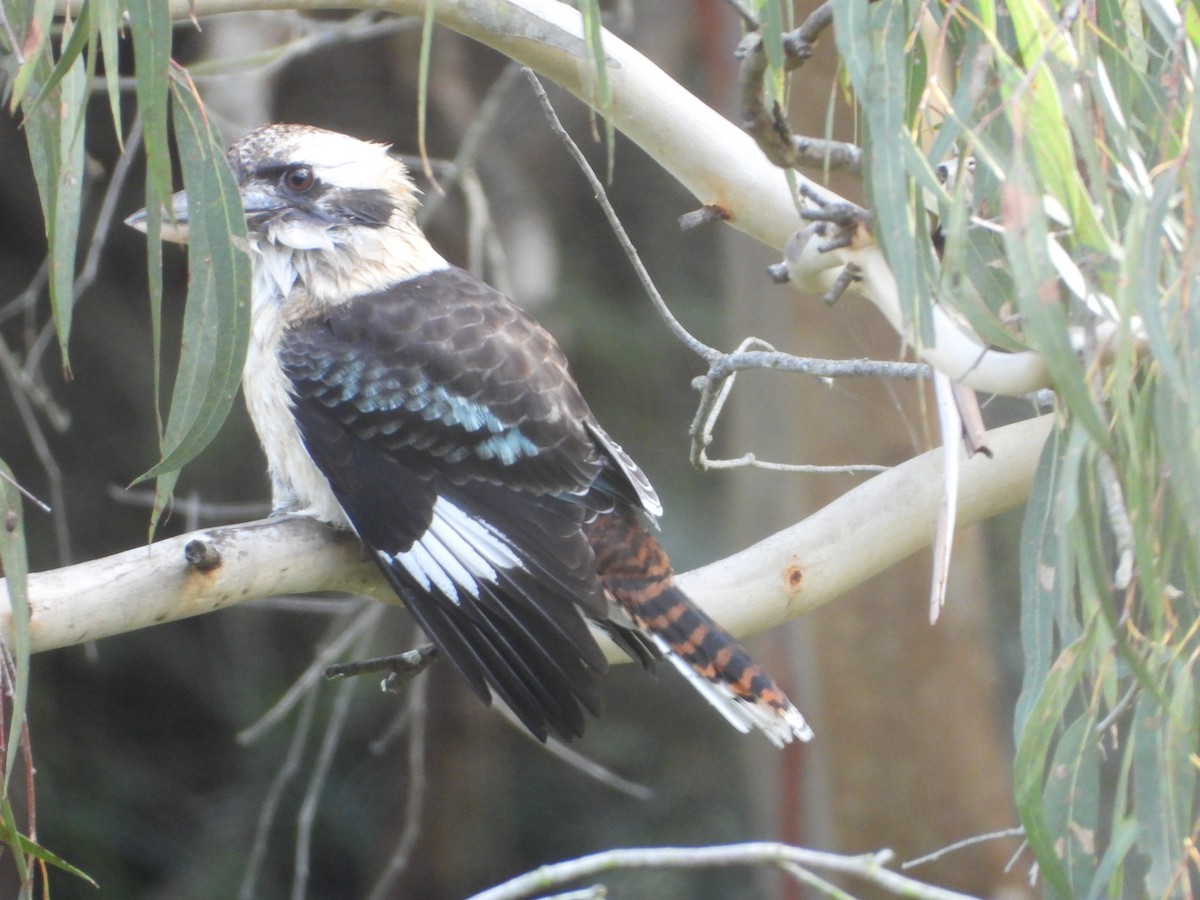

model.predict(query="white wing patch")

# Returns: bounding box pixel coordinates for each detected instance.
[383,496,523,603]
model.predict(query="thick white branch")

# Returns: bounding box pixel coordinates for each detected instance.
[110,0,1049,396]
[0,416,1052,656]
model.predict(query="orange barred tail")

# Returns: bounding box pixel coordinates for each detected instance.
[584,509,813,746]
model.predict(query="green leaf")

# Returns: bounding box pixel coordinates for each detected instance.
[1002,0,1107,250]
[1013,622,1094,899]
[1156,383,1200,550]
[18,11,88,369]
[8,0,56,110]
[127,0,173,421]
[416,0,437,182]
[127,0,173,208]
[0,461,31,785]
[835,0,935,344]
[1014,425,1066,735]
[0,817,98,887]
[947,230,1028,353]
[1087,816,1138,899]
[0,798,29,887]
[135,72,251,532]
[1131,663,1197,897]
[1043,713,1099,893]
[47,15,88,367]
[1001,154,1109,445]
[23,0,91,111]
[97,0,125,143]
[579,0,615,180]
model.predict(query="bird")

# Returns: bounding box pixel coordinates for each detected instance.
[128,123,812,746]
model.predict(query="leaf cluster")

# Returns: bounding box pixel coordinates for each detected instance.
[828,0,1200,892]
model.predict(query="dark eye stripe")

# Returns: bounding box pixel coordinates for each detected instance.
[327,188,395,227]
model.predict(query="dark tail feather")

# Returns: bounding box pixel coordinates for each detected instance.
[584,508,813,745]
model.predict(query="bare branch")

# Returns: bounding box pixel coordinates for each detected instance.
[365,671,429,900]
[523,67,718,363]
[465,842,983,900]
[239,686,320,900]
[735,4,861,177]
[902,828,1026,870]
[0,416,1053,658]
[324,643,439,684]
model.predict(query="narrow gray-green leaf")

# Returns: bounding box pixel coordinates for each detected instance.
[97,0,124,143]
[135,74,250,515]
[0,460,31,786]
[24,0,91,110]
[579,0,615,180]
[1131,665,1196,897]
[835,0,933,344]
[1001,156,1108,445]
[47,15,88,368]
[1043,713,1099,893]
[8,0,56,109]
[127,0,173,226]
[126,0,172,425]
[1014,424,1064,736]
[1013,622,1093,899]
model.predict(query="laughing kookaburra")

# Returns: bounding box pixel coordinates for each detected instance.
[129,123,812,746]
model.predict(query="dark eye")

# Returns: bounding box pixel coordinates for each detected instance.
[282,164,315,193]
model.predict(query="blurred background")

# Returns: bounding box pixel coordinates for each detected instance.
[0,2,1034,897]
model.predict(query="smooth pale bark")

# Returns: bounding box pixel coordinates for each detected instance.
[0,415,1052,654]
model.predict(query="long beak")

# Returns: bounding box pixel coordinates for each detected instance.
[125,190,192,244]
[126,186,283,243]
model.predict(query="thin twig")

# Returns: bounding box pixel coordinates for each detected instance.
[364,669,429,900]
[522,68,719,363]
[419,60,524,225]
[0,470,51,514]
[697,454,888,475]
[710,351,926,381]
[903,827,1025,870]
[778,861,857,898]
[106,484,271,523]
[94,13,419,91]
[1095,681,1139,735]
[237,602,382,745]
[292,631,366,900]
[0,330,70,563]
[496,703,654,801]
[687,339,906,473]
[719,0,758,28]
[0,259,48,325]
[735,7,862,178]
[239,685,320,900]
[688,349,926,471]
[324,643,439,682]
[72,115,143,304]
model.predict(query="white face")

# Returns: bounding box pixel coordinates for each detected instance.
[227,124,449,303]
[228,124,419,253]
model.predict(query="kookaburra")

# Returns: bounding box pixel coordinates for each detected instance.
[129,123,812,746]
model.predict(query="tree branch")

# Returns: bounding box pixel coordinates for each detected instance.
[465,841,983,900]
[71,0,1052,397]
[0,416,1052,656]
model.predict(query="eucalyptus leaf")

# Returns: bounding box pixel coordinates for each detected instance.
[135,74,251,539]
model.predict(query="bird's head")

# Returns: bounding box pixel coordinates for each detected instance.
[127,124,447,302]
